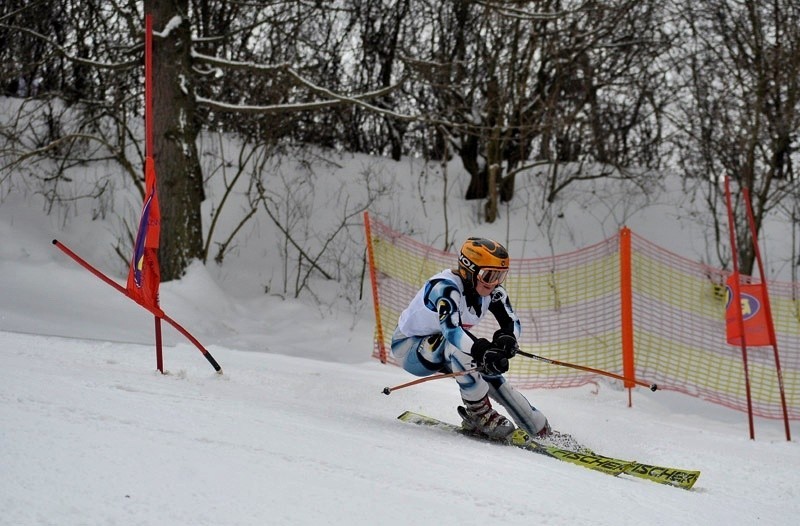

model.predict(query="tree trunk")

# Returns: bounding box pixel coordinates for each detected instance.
[499,172,516,202]
[147,1,205,281]
[484,123,502,222]
[484,163,499,222]
[462,133,487,200]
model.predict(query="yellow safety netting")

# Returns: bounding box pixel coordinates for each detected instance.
[365,213,800,420]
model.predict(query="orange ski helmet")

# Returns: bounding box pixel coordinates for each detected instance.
[457,237,509,288]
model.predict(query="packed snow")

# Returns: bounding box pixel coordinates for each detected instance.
[1,145,798,525]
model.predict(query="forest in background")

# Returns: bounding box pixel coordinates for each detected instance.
[1,0,798,283]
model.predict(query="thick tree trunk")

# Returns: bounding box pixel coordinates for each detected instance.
[147,1,205,281]
[484,124,502,222]
[462,134,488,200]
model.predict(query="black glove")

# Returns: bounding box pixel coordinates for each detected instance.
[493,329,518,358]
[470,338,493,364]
[470,338,509,375]
[481,349,509,375]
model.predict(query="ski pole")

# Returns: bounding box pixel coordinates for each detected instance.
[516,349,658,391]
[382,368,481,395]
[460,327,657,391]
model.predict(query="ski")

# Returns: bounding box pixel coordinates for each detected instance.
[398,411,700,490]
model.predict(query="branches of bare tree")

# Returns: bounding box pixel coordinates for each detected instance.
[668,0,800,274]
[399,0,671,222]
[1,0,798,285]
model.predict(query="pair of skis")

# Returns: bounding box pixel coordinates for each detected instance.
[398,411,700,490]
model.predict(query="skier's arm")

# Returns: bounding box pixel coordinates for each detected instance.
[488,285,521,338]
[422,278,474,352]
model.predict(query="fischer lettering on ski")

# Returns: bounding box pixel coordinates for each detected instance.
[398,411,700,490]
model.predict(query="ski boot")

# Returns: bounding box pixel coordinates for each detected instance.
[457,395,515,440]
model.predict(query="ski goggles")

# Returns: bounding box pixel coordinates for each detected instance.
[476,268,508,286]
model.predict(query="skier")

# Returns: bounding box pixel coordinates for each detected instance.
[391,237,550,440]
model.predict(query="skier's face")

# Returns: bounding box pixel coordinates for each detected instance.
[475,280,496,296]
[474,267,507,296]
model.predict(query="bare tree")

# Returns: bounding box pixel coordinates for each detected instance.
[401,0,670,222]
[146,1,205,280]
[669,0,800,275]
[7,0,797,289]
[0,1,144,214]
[336,0,412,160]
[1,0,407,282]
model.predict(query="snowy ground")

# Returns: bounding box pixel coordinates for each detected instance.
[2,328,798,526]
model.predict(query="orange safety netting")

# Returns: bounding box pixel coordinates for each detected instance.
[365,212,800,420]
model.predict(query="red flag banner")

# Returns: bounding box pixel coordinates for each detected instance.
[126,156,161,312]
[725,275,773,346]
